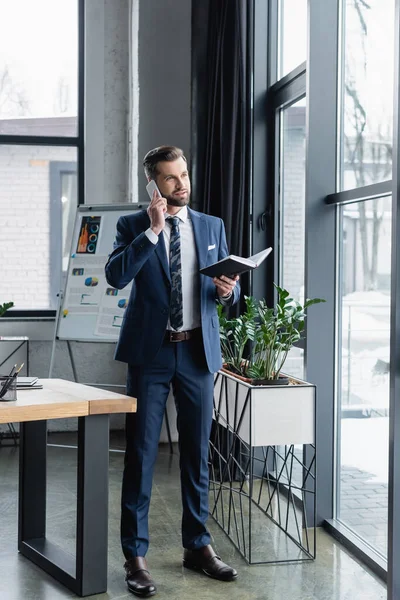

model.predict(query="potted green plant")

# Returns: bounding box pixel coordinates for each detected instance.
[0,302,14,317]
[218,284,324,385]
[213,285,325,447]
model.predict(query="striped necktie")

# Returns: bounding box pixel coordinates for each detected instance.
[168,216,183,330]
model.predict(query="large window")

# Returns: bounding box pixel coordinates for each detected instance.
[0,0,81,312]
[334,0,394,562]
[340,0,395,190]
[337,196,391,558]
[270,0,400,588]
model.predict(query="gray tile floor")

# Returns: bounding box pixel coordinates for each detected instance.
[0,432,386,600]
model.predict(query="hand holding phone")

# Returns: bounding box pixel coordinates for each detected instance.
[146,180,166,235]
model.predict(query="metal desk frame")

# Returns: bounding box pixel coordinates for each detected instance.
[19,414,110,597]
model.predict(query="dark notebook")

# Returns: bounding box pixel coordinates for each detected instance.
[200,247,272,278]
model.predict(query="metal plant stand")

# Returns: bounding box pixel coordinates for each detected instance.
[208,371,316,565]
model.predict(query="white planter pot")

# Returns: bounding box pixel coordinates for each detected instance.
[213,370,315,447]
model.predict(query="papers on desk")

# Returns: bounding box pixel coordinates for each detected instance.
[17,377,37,386]
[17,377,43,390]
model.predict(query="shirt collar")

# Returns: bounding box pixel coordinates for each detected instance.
[167,205,188,223]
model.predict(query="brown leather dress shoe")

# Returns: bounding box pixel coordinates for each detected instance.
[124,557,157,597]
[183,545,238,581]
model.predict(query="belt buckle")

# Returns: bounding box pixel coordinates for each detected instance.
[170,331,180,342]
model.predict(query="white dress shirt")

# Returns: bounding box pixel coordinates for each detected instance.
[145,206,201,331]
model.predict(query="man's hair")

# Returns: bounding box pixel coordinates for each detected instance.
[143,146,187,180]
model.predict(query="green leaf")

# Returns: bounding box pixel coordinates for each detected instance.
[304,297,326,308]
[0,302,14,317]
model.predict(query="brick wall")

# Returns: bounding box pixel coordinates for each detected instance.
[0,145,76,309]
[282,124,306,302]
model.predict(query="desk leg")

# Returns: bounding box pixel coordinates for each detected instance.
[18,420,47,544]
[76,414,109,596]
[18,415,110,597]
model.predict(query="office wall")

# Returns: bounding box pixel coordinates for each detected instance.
[85,0,131,205]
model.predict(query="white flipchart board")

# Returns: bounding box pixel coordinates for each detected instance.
[57,204,143,341]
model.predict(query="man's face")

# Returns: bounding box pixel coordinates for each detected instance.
[154,157,191,207]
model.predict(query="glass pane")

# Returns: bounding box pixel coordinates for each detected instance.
[279,97,306,379]
[0,145,77,310]
[337,196,391,557]
[0,0,78,136]
[340,0,394,190]
[279,0,307,79]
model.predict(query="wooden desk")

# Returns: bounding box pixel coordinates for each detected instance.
[0,379,136,597]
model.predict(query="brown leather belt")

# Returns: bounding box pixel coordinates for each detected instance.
[164,328,201,342]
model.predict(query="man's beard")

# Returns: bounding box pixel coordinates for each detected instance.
[166,191,190,207]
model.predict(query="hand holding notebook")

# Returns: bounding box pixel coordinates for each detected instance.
[200,247,272,278]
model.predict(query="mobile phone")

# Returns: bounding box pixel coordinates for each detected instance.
[146,180,161,200]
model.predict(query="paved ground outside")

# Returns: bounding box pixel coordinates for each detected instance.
[291,416,388,557]
[340,464,387,556]
[339,416,388,557]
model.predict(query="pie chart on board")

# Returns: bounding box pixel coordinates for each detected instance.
[85,277,99,287]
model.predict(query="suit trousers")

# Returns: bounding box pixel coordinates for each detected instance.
[121,333,215,558]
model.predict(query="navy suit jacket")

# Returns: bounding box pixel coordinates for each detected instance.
[105,208,240,373]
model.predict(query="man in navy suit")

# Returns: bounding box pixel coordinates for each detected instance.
[105,146,240,597]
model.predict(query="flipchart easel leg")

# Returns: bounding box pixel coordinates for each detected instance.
[48,290,64,379]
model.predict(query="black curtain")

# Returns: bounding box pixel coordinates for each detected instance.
[192,0,253,302]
